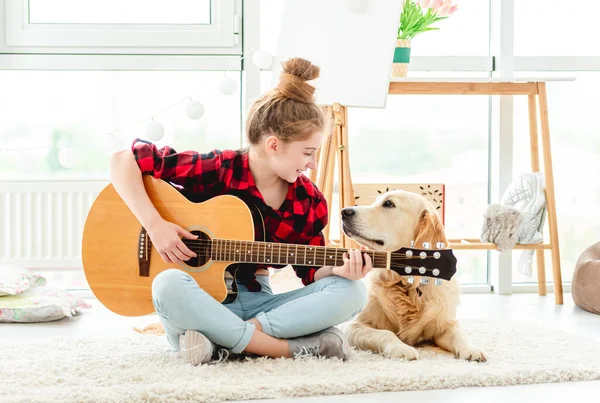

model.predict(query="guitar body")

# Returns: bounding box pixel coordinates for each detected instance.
[82,176,258,317]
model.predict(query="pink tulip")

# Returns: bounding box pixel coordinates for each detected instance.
[418,0,430,8]
[448,4,458,15]
[437,4,451,16]
[430,0,443,12]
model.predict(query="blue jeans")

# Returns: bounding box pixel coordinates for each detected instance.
[151,269,368,354]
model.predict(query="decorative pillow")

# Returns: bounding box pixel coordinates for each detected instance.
[480,203,523,251]
[0,286,91,323]
[0,267,47,296]
[573,242,600,315]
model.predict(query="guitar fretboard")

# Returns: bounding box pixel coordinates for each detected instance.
[210,239,389,268]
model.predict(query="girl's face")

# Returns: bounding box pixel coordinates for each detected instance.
[266,130,324,183]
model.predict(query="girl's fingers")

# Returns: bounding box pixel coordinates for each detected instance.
[363,252,372,275]
[353,249,361,277]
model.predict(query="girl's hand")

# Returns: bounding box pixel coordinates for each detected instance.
[147,218,198,263]
[332,248,373,280]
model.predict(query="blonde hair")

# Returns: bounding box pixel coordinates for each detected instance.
[246,57,328,145]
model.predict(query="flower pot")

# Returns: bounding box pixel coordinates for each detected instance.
[392,39,411,78]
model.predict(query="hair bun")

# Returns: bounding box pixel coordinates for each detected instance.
[277,57,320,103]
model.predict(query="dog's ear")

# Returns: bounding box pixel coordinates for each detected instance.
[412,208,448,248]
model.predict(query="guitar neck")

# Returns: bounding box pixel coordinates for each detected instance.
[210,239,389,269]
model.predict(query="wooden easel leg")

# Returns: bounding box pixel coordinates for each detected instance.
[333,103,356,249]
[528,94,546,296]
[316,106,332,192]
[537,83,563,304]
[314,104,356,248]
[317,106,337,245]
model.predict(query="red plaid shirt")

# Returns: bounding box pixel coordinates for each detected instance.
[131,138,328,291]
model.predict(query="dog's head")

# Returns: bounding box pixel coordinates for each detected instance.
[341,190,448,252]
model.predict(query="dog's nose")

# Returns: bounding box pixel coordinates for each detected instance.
[341,208,355,218]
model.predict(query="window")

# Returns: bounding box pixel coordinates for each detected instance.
[410,0,490,57]
[0,70,242,179]
[515,0,600,56]
[4,0,239,52]
[28,0,211,24]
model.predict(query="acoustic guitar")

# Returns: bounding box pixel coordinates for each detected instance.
[81,176,457,316]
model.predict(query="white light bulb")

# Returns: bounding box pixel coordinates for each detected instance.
[218,76,238,95]
[252,49,273,70]
[58,148,80,169]
[145,119,164,141]
[185,100,205,120]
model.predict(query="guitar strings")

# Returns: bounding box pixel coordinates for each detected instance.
[157,238,449,250]
[144,246,445,274]
[143,237,451,276]
[145,239,448,259]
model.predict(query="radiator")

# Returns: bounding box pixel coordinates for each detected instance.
[0,180,108,269]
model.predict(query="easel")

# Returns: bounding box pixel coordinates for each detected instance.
[309,103,355,248]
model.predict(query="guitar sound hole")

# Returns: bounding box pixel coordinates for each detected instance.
[181,230,211,267]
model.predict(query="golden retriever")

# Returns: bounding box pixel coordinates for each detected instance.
[340,190,487,362]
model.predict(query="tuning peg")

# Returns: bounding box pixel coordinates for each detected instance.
[407,276,414,284]
[410,240,415,248]
[434,279,443,286]
[436,242,446,249]
[419,251,427,259]
[404,266,412,274]
[405,250,413,258]
[418,267,426,274]
[420,278,429,284]
[432,269,440,276]
[422,242,431,249]
[433,251,441,259]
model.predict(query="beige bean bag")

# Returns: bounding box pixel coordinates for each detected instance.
[572,242,600,314]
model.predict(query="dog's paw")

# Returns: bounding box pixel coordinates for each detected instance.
[455,345,487,362]
[383,343,420,360]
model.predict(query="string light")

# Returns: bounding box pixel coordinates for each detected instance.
[184,98,205,120]
[252,49,273,70]
[0,46,271,167]
[144,118,165,142]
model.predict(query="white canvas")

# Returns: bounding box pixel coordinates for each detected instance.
[273,0,403,108]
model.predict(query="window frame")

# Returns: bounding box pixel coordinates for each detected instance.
[2,0,241,55]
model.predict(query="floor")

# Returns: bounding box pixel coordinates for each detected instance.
[2,292,599,402]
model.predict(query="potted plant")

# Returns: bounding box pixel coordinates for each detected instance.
[393,0,458,78]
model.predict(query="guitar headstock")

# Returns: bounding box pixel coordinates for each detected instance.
[391,242,457,286]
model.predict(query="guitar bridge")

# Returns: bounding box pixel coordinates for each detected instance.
[138,227,150,277]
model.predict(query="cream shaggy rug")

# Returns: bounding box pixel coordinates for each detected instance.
[2,319,600,403]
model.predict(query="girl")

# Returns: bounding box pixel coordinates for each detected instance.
[109,58,371,366]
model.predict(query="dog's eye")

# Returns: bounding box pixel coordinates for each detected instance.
[383,200,395,208]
